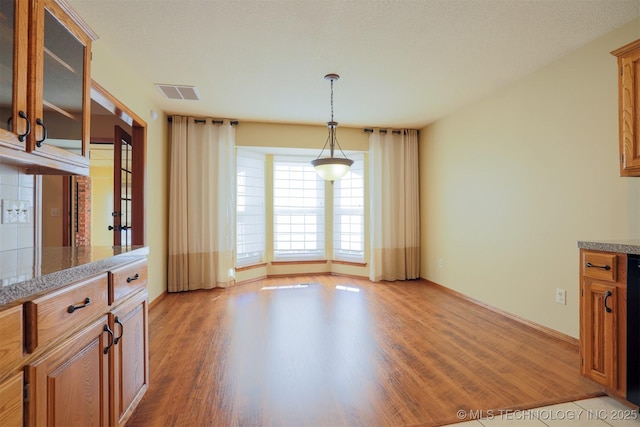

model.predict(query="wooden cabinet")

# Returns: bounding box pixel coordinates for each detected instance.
[0,257,150,427]
[580,249,627,396]
[0,0,97,175]
[612,39,640,177]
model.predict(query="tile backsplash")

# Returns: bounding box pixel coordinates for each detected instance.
[0,161,35,252]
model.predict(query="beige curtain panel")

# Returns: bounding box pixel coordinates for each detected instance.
[168,116,236,292]
[369,129,420,281]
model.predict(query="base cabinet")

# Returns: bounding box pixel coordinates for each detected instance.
[110,290,149,427]
[6,257,150,427]
[25,316,110,427]
[582,281,618,388]
[580,250,627,397]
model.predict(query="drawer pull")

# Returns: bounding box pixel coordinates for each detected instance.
[585,262,611,271]
[35,118,47,147]
[67,297,91,313]
[114,317,124,345]
[127,273,140,283]
[17,111,30,142]
[104,324,114,354]
[604,290,613,313]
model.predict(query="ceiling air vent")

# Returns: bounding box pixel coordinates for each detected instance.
[155,84,200,100]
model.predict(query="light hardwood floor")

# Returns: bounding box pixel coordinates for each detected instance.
[126,275,604,426]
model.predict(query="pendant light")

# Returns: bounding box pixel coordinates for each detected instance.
[311,73,353,181]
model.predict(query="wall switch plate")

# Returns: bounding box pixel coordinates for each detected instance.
[555,288,566,305]
[2,199,30,224]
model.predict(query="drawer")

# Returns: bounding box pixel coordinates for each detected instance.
[24,274,108,353]
[582,251,618,282]
[0,305,23,376]
[109,259,147,305]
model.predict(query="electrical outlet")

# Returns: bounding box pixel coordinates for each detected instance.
[555,288,566,305]
[438,258,444,268]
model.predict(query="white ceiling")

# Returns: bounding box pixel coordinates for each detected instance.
[68,0,640,129]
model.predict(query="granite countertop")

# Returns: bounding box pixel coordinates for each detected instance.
[577,240,640,255]
[0,246,149,308]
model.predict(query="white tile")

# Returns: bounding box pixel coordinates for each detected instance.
[573,397,640,426]
[0,170,19,186]
[538,402,613,426]
[17,225,34,248]
[0,250,18,279]
[452,421,485,427]
[18,172,34,188]
[15,247,34,269]
[0,184,19,200]
[476,410,549,426]
[18,186,34,204]
[0,224,18,251]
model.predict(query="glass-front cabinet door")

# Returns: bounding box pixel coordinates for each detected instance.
[0,0,28,150]
[28,0,95,170]
[0,0,95,174]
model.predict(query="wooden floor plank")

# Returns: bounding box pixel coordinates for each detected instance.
[126,276,603,426]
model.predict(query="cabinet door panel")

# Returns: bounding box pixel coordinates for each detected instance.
[581,281,617,389]
[110,291,149,427]
[0,371,23,427]
[26,316,109,427]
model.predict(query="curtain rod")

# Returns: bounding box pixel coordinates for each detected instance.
[363,128,403,135]
[168,116,239,125]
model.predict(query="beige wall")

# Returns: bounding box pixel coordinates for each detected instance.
[89,42,168,303]
[419,19,640,338]
[90,165,114,246]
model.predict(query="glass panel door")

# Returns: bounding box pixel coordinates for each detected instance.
[0,0,15,132]
[113,126,132,246]
[41,7,84,152]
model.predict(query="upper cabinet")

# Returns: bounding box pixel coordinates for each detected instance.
[0,0,97,175]
[612,39,640,177]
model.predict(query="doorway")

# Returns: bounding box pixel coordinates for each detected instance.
[89,81,146,246]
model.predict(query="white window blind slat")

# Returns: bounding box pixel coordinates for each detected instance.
[236,150,265,266]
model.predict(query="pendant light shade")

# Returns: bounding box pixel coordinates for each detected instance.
[311,74,353,181]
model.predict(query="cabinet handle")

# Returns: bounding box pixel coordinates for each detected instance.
[127,273,140,283]
[104,324,114,354]
[35,118,47,147]
[114,316,124,345]
[17,111,30,142]
[604,290,613,313]
[585,262,611,271]
[67,297,91,313]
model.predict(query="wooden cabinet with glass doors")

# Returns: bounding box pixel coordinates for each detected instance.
[0,0,97,175]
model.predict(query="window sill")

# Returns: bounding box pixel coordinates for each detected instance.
[236,262,267,272]
[271,259,329,266]
[331,260,367,267]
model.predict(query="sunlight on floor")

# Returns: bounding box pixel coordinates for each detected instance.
[447,396,640,426]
